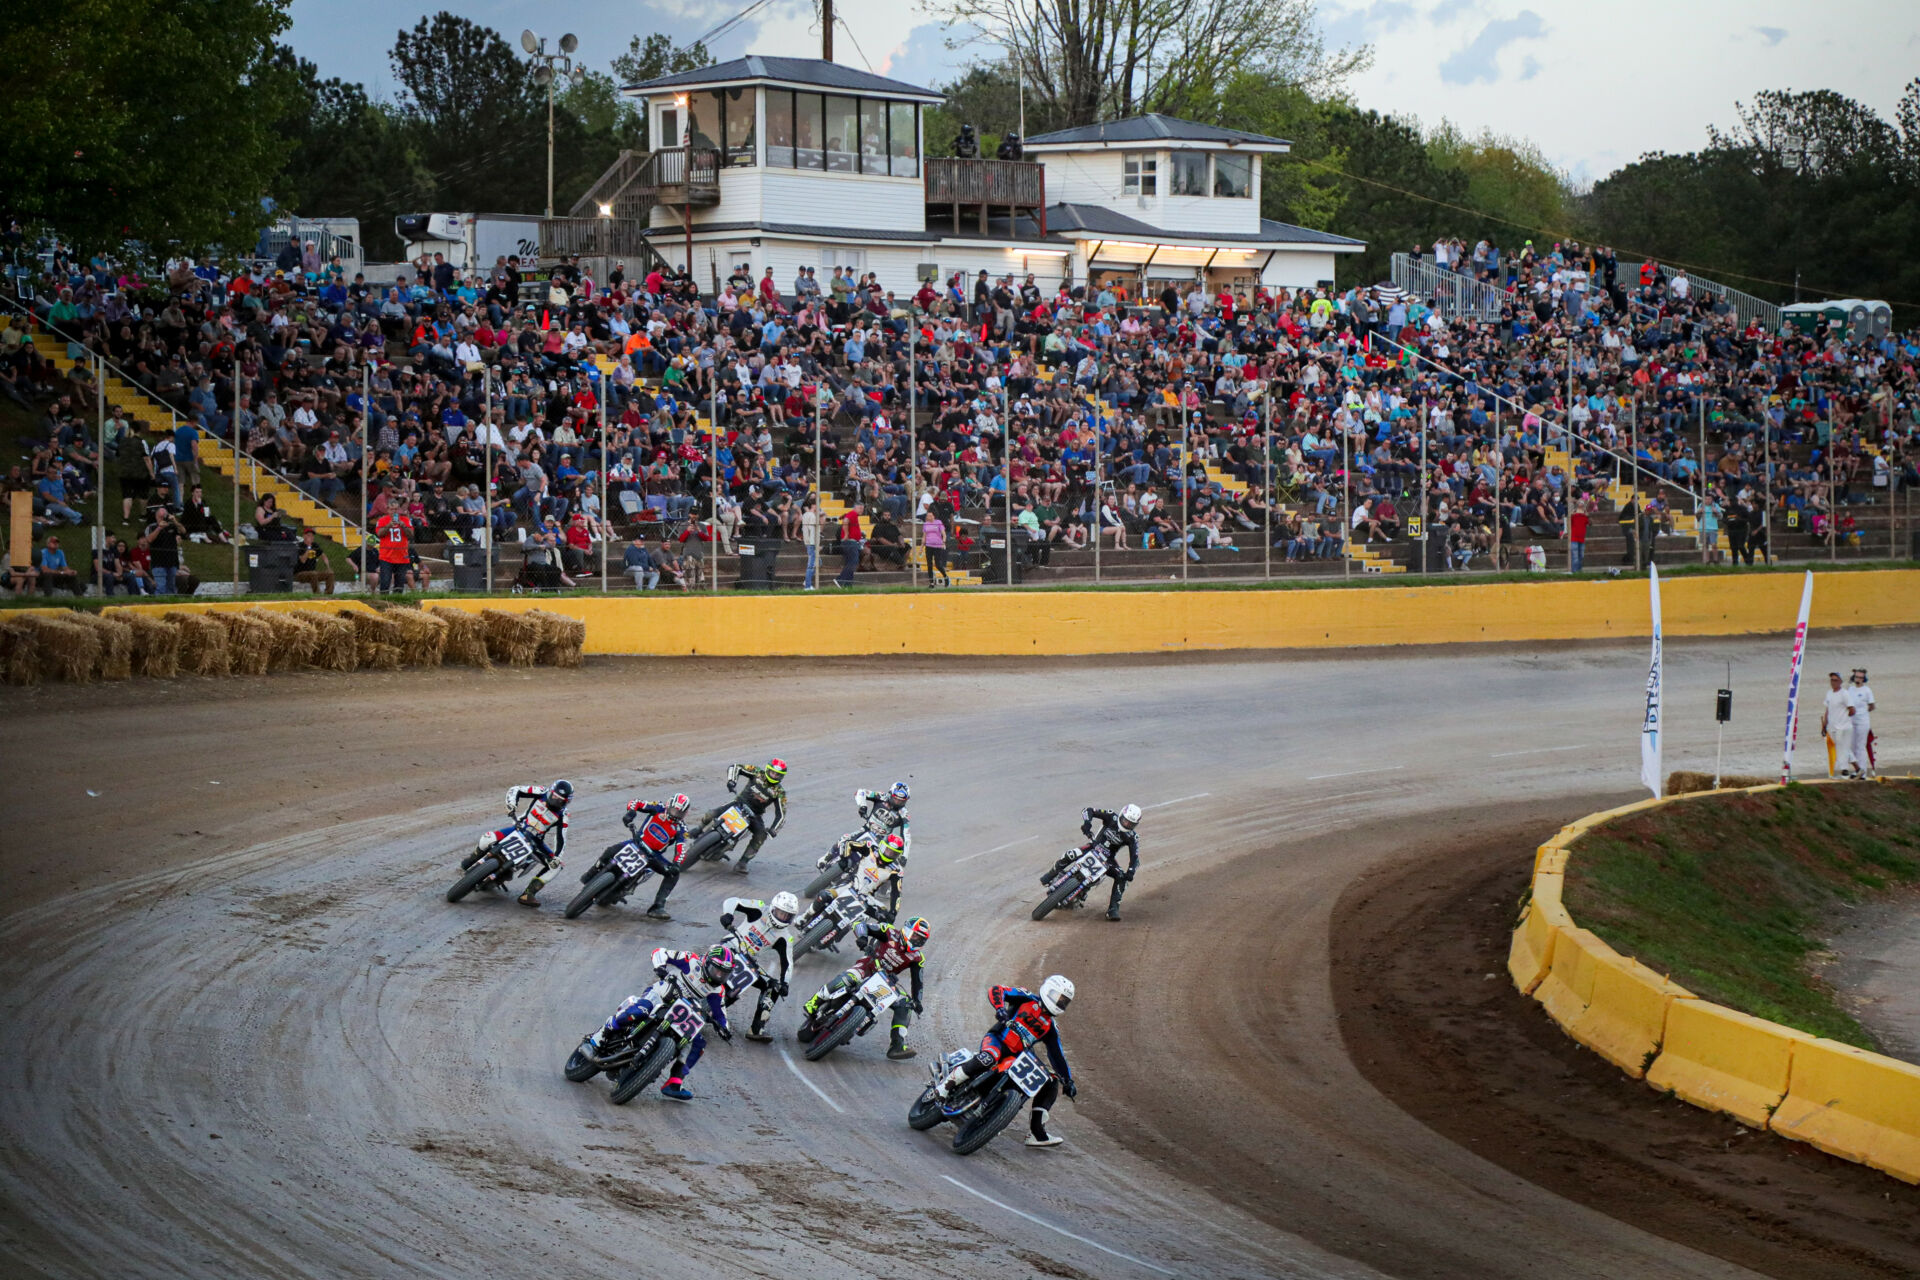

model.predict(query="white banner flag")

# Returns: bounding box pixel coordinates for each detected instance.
[1781,571,1815,782]
[1640,564,1663,797]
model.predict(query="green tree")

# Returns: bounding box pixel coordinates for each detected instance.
[924,62,1028,159]
[270,50,432,258]
[1425,121,1572,239]
[389,13,543,213]
[1316,105,1467,285]
[0,0,296,256]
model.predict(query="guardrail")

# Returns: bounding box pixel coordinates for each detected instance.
[1388,253,1507,320]
[1510,778,1920,1184]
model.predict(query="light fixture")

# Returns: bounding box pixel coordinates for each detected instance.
[525,32,585,217]
[559,32,578,54]
[598,203,614,217]
[521,28,539,54]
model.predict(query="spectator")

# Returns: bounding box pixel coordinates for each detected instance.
[144,505,185,595]
[836,501,864,587]
[294,529,335,595]
[374,509,411,593]
[35,534,77,593]
[622,534,659,590]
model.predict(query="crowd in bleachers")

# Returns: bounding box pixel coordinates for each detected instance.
[3,217,1917,597]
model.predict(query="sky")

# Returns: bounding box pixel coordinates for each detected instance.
[288,0,1919,184]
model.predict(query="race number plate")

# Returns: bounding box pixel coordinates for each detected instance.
[664,998,705,1040]
[1074,850,1107,880]
[1006,1051,1049,1096]
[859,973,896,1007]
[724,956,756,998]
[719,808,751,836]
[612,845,645,876]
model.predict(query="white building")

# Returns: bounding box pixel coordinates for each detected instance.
[618,55,1362,299]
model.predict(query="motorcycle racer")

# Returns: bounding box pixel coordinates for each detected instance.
[933,976,1077,1147]
[693,759,789,872]
[798,916,929,1060]
[459,780,572,907]
[582,794,692,920]
[853,781,912,848]
[584,943,739,1100]
[1042,804,1141,921]
[719,891,802,1039]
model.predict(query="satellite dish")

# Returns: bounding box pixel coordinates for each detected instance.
[533,64,554,86]
[520,29,539,54]
[559,32,578,54]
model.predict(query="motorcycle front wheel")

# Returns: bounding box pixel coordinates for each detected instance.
[563,1040,602,1082]
[792,916,836,959]
[907,1086,946,1131]
[802,866,839,899]
[446,855,504,903]
[803,1005,864,1062]
[951,1085,1026,1155]
[610,1036,676,1105]
[684,830,727,863]
[565,870,620,919]
[1031,876,1084,921]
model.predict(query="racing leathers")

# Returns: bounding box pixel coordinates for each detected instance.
[695,764,787,869]
[585,800,689,918]
[1043,807,1140,918]
[720,896,797,1037]
[825,834,904,924]
[463,785,569,903]
[935,984,1076,1140]
[799,920,925,1057]
[589,947,734,1094]
[853,788,911,851]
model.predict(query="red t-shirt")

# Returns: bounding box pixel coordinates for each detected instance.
[1570,512,1589,544]
[377,513,411,564]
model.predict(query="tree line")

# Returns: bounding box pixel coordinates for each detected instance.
[4,0,1915,318]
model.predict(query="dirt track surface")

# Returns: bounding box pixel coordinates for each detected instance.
[1,634,1916,1278]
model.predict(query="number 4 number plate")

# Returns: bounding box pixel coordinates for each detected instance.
[1006,1051,1049,1096]
[719,809,751,836]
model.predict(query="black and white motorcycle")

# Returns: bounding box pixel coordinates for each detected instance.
[1030,844,1113,920]
[792,884,884,960]
[445,820,547,902]
[799,970,905,1062]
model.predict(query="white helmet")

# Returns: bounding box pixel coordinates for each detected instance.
[770,890,800,926]
[1038,974,1075,1016]
[1119,803,1142,830]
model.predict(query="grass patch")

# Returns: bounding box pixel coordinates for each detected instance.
[1565,782,1920,1049]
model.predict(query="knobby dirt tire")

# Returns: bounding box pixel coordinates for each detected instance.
[792,917,836,959]
[563,1042,602,1082]
[951,1085,1025,1156]
[1031,877,1083,922]
[610,1036,675,1105]
[803,1006,864,1062]
[565,870,619,919]
[907,1087,946,1131]
[446,855,504,903]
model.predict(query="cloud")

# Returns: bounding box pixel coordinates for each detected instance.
[1753,25,1787,46]
[1438,10,1547,85]
[1520,54,1541,80]
[880,21,970,88]
[1320,0,1419,52]
[1429,0,1475,23]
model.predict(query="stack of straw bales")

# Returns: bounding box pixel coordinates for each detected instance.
[342,609,403,670]
[429,606,490,668]
[70,612,133,680]
[528,610,586,668]
[480,608,542,666]
[111,610,181,678]
[384,606,449,667]
[217,611,274,676]
[168,612,231,676]
[292,609,358,671]
[249,609,316,672]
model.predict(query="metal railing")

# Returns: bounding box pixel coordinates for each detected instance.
[570,149,654,223]
[1614,261,1781,332]
[1388,253,1507,320]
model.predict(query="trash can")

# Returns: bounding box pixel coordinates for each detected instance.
[447,545,493,591]
[982,537,1023,585]
[245,541,299,594]
[735,538,783,587]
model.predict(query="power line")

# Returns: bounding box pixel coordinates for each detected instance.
[835,18,874,73]
[691,0,777,51]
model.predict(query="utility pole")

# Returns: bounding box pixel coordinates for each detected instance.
[821,0,834,62]
[522,31,585,219]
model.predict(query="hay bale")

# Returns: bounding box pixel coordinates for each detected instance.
[341,609,404,669]
[0,616,41,686]
[111,610,180,679]
[528,609,586,668]
[167,611,231,677]
[1665,770,1778,796]
[248,608,315,671]
[480,608,541,667]
[429,606,491,668]
[20,615,102,683]
[216,610,273,676]
[383,606,448,667]
[291,609,357,671]
[70,611,134,680]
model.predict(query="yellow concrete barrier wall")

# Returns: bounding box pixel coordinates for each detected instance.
[1647,999,1812,1128]
[1510,778,1920,1187]
[1772,1037,1920,1183]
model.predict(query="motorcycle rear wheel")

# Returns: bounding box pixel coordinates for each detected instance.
[951,1085,1026,1155]
[1031,876,1083,921]
[803,1005,864,1062]
[907,1086,946,1131]
[610,1036,675,1105]
[447,855,504,903]
[802,866,839,899]
[565,870,620,919]
[563,1040,602,1082]
[685,830,727,864]
[792,916,836,959]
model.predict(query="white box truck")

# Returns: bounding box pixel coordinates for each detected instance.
[393,213,545,271]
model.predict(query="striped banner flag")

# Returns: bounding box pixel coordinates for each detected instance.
[1781,572,1815,783]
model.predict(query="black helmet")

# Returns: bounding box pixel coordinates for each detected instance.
[548,779,574,805]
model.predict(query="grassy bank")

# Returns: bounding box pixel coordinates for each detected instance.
[1565,782,1920,1048]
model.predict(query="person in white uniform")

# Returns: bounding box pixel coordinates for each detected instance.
[1848,668,1877,777]
[1820,672,1858,778]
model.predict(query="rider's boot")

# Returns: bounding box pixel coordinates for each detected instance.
[746,993,774,1041]
[462,833,497,870]
[645,882,673,921]
[660,1066,692,1101]
[517,875,546,908]
[1025,1107,1063,1147]
[886,1027,917,1060]
[932,1061,970,1100]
